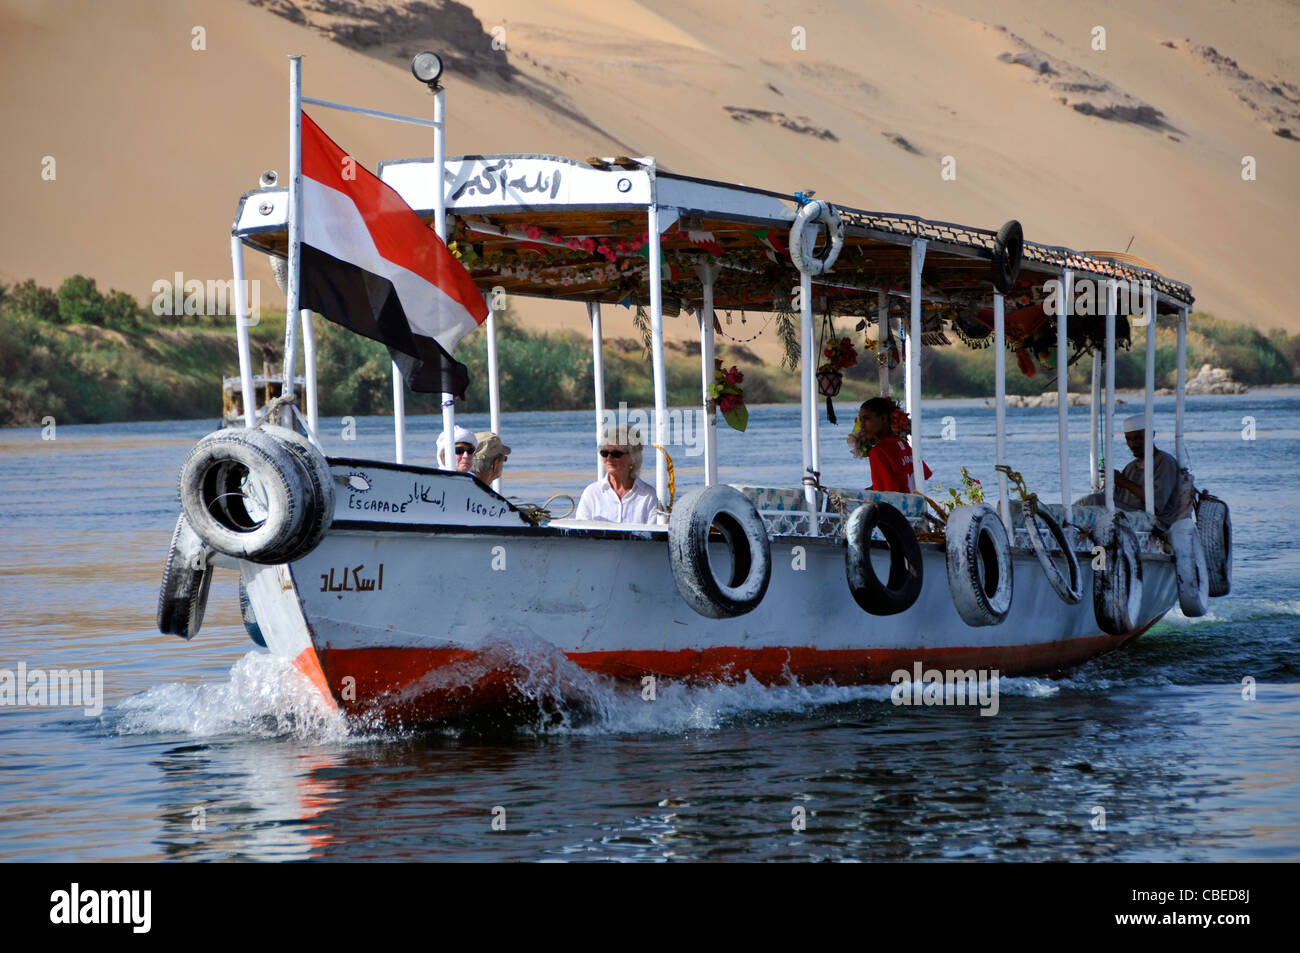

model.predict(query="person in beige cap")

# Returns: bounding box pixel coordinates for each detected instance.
[471,431,510,485]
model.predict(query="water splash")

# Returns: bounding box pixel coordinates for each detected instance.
[114,652,353,743]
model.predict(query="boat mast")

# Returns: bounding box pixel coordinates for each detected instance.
[1142,289,1156,516]
[283,55,304,419]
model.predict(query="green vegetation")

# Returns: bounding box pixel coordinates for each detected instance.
[0,275,1296,427]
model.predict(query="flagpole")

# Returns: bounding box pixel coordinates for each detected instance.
[432,83,458,470]
[283,55,303,417]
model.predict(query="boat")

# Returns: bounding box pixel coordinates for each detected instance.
[156,53,1232,725]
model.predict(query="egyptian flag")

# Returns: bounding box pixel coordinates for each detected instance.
[297,111,487,396]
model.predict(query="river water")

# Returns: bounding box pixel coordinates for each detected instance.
[1,391,1297,861]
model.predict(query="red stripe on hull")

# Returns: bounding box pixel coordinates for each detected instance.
[316,620,1159,724]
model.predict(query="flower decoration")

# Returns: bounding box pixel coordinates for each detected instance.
[710,358,748,431]
[820,336,859,373]
[934,467,985,513]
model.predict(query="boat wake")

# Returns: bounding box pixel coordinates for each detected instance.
[110,636,1085,744]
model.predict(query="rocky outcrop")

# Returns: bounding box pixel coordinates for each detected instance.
[997,392,1097,408]
[1184,364,1247,394]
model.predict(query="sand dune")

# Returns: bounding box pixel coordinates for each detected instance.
[1,0,1296,371]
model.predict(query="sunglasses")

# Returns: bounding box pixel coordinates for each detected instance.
[454,445,475,456]
[599,449,626,459]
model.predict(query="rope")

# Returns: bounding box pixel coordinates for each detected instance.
[257,392,299,428]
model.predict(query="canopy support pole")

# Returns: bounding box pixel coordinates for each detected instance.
[1058,269,1072,523]
[588,299,606,481]
[648,199,668,515]
[300,309,319,438]
[799,270,817,522]
[230,236,258,428]
[1089,348,1101,491]
[1104,281,1117,513]
[1143,289,1156,517]
[486,291,502,492]
[994,293,1010,531]
[907,239,927,493]
[696,264,721,487]
[1176,306,1188,468]
[877,288,889,397]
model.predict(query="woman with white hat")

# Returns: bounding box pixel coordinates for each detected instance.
[436,426,478,473]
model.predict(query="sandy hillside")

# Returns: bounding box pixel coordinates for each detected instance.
[1,0,1297,368]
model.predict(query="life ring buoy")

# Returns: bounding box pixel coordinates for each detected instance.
[991,219,1024,293]
[1025,505,1083,605]
[945,503,1013,626]
[669,485,771,618]
[179,428,310,564]
[1170,517,1208,617]
[1093,512,1144,635]
[260,425,334,563]
[1195,493,1231,597]
[239,579,267,647]
[845,502,923,615]
[156,513,213,640]
[789,200,844,276]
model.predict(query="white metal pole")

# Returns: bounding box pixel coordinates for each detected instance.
[486,292,501,434]
[392,365,407,463]
[1089,349,1101,491]
[648,202,668,513]
[1143,290,1156,517]
[433,85,455,470]
[696,264,720,487]
[908,239,927,493]
[1059,269,1072,522]
[1104,281,1117,513]
[994,293,1010,531]
[283,56,304,406]
[1176,306,1188,468]
[877,288,889,397]
[300,308,318,436]
[230,236,258,427]
[485,291,502,492]
[805,273,821,516]
[588,299,606,481]
[799,270,816,517]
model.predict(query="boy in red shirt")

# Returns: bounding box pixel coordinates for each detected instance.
[855,397,931,493]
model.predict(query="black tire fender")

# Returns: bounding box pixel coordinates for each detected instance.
[669,485,772,618]
[1093,512,1145,634]
[1025,505,1083,605]
[991,220,1024,293]
[178,428,307,563]
[845,502,923,615]
[945,503,1013,626]
[1195,493,1231,597]
[157,513,213,640]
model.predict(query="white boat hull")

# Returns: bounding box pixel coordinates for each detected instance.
[240,462,1176,722]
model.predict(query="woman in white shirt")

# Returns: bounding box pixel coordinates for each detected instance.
[575,424,658,523]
